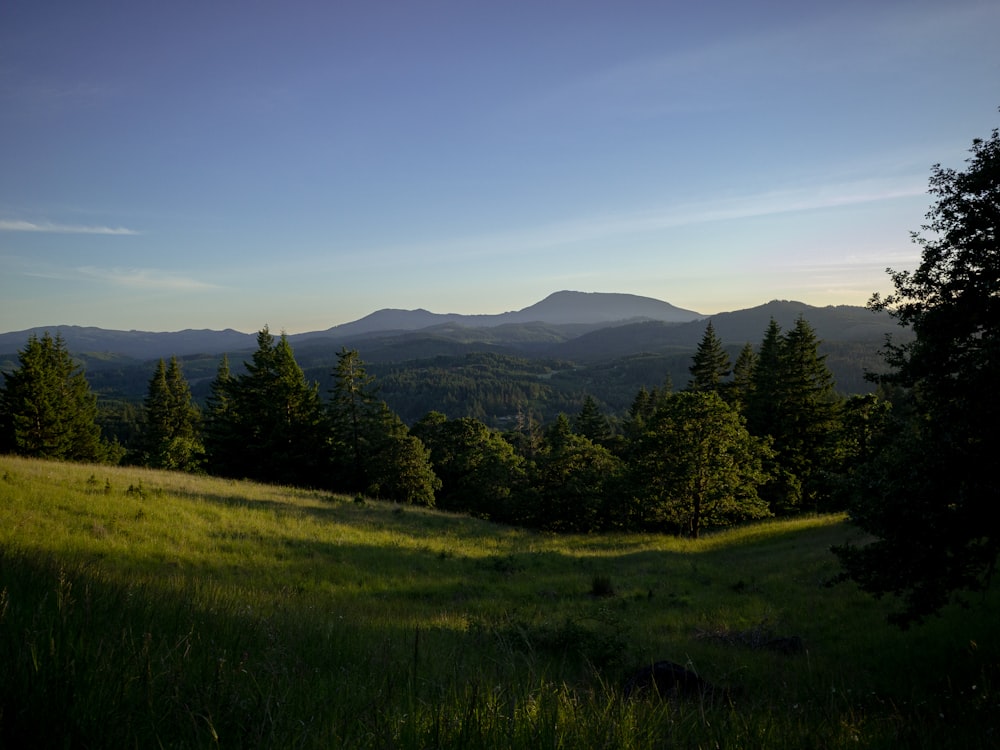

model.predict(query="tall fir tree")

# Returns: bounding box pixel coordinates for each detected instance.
[687,320,731,392]
[327,348,438,502]
[203,354,241,476]
[139,356,203,471]
[327,347,381,491]
[0,332,106,462]
[729,343,757,409]
[204,327,324,485]
[573,394,611,444]
[744,316,841,512]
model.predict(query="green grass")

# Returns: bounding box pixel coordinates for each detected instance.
[1,455,996,748]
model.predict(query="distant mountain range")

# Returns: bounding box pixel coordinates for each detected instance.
[0,291,703,360]
[1,291,912,420]
[1,290,905,367]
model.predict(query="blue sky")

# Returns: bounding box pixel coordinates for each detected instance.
[2,1,998,334]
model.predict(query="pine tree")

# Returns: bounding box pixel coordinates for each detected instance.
[744,317,841,512]
[327,348,438,502]
[327,347,380,491]
[687,320,731,392]
[139,357,202,471]
[573,395,610,444]
[204,327,323,485]
[203,354,241,476]
[0,332,105,461]
[730,343,757,409]
[778,316,840,505]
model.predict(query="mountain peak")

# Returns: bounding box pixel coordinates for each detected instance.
[510,291,703,325]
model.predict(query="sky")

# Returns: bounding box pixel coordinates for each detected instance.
[2,1,999,334]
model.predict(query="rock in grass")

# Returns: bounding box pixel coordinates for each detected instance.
[623,660,715,700]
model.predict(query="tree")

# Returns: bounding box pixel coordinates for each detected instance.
[687,320,731,392]
[327,348,439,503]
[524,414,624,532]
[744,317,841,513]
[327,347,381,491]
[776,316,841,507]
[630,391,772,538]
[0,332,106,462]
[412,412,525,519]
[729,343,757,409]
[203,355,241,477]
[834,121,1000,627]
[138,357,203,471]
[362,403,440,505]
[573,395,611,444]
[204,327,324,485]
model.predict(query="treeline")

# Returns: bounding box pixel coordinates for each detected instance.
[0,315,886,538]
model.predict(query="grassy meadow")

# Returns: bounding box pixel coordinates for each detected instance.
[1,455,996,748]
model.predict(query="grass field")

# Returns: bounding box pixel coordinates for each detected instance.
[1,455,996,748]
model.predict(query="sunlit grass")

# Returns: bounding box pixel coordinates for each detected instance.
[1,454,997,748]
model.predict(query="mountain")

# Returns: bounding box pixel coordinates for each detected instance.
[301,291,703,340]
[0,292,702,359]
[0,325,255,361]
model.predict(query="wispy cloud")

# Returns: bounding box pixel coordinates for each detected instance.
[0,219,140,235]
[365,175,927,265]
[76,266,219,291]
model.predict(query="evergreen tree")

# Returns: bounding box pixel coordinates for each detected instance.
[203,355,241,477]
[745,319,784,439]
[744,317,841,512]
[139,356,203,471]
[0,333,106,462]
[326,347,438,502]
[327,347,380,491]
[631,392,772,538]
[777,316,841,507]
[573,395,611,444]
[687,320,731,392]
[835,121,1000,627]
[205,328,324,485]
[729,343,757,409]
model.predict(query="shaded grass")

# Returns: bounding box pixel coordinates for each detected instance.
[1,455,997,748]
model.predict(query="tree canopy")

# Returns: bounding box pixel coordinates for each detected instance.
[835,119,1000,627]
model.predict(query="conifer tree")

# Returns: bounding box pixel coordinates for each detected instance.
[687,320,731,392]
[0,332,105,461]
[327,347,439,503]
[203,354,240,476]
[139,356,202,471]
[730,343,757,409]
[204,327,324,485]
[573,394,610,444]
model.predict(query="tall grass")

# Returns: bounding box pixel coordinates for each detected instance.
[1,455,996,748]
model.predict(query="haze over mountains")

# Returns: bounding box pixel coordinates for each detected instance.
[0,291,898,364]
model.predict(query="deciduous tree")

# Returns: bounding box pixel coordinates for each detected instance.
[630,391,772,538]
[835,121,1000,627]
